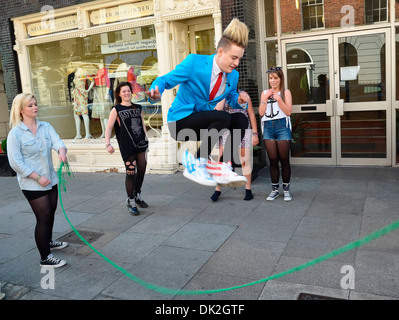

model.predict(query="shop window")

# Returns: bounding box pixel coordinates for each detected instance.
[302,0,325,30]
[365,0,388,24]
[396,28,399,100]
[28,26,160,140]
[265,40,278,71]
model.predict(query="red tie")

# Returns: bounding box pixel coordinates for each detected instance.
[209,72,223,101]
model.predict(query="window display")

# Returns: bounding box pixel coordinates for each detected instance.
[28,25,160,140]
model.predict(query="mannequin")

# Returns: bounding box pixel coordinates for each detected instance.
[72,67,94,140]
[92,63,112,138]
[114,63,145,102]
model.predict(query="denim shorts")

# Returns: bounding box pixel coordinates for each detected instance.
[263,118,292,140]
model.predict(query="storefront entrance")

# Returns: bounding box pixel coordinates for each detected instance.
[170,17,216,160]
[282,28,391,166]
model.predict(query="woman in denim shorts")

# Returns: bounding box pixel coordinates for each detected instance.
[259,67,293,201]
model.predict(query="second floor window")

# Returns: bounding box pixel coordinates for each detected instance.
[365,0,388,24]
[302,0,324,30]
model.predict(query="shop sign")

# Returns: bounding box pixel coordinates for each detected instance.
[27,15,78,37]
[101,39,156,54]
[90,1,154,25]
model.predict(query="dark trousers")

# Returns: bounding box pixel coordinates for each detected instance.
[168,110,248,164]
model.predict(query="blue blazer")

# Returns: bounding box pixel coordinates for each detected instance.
[150,54,244,123]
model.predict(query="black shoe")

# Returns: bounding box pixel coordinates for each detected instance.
[126,198,140,216]
[135,193,148,208]
[211,190,221,202]
[50,240,68,250]
[40,254,66,268]
[244,189,253,201]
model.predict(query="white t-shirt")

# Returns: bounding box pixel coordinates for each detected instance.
[261,90,291,131]
[261,91,289,122]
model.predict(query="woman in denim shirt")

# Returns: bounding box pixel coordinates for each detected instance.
[7,93,69,268]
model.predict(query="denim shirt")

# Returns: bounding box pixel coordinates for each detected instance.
[7,120,66,191]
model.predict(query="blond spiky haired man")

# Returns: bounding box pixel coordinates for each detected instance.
[147,18,250,188]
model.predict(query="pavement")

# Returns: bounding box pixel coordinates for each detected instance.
[1,164,399,303]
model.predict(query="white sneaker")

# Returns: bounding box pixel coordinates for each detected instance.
[205,160,247,188]
[266,189,280,201]
[284,190,292,201]
[182,151,217,187]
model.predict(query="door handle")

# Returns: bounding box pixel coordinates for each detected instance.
[326,100,333,116]
[336,99,344,116]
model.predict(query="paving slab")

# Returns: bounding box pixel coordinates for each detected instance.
[2,165,399,302]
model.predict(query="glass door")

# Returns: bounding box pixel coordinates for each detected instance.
[334,29,391,165]
[282,28,391,166]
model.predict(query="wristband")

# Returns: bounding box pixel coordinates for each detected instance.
[252,132,258,136]
[35,175,41,182]
[105,144,111,149]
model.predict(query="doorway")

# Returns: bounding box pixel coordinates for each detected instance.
[282,28,391,166]
[169,16,215,160]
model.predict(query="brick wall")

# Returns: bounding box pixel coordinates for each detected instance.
[281,0,371,33]
[324,0,365,28]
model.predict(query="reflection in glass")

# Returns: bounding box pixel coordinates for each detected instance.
[291,113,331,158]
[286,39,329,105]
[338,34,386,102]
[266,40,279,71]
[195,29,215,55]
[341,111,386,158]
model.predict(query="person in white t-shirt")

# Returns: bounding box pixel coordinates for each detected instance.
[259,67,293,202]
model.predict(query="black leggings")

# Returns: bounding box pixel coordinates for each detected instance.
[124,152,147,199]
[264,139,291,185]
[169,110,248,164]
[23,185,58,260]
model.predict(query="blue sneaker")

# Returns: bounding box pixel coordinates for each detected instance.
[182,150,217,187]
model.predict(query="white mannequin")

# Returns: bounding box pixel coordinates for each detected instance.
[73,67,94,140]
[92,63,112,139]
[113,63,130,94]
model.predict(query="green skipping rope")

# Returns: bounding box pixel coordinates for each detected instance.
[58,162,399,296]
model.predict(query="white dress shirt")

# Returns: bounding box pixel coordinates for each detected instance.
[210,57,227,98]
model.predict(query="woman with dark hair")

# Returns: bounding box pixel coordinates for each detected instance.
[105,82,149,215]
[259,67,293,202]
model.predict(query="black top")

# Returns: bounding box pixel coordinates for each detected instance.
[113,103,148,160]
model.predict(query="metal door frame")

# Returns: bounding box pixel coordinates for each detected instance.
[282,34,337,165]
[333,27,391,166]
[282,28,392,166]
